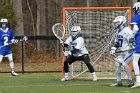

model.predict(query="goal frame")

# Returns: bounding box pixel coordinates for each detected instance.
[61,7,132,79]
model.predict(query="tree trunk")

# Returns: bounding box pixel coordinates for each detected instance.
[13,0,24,35]
[36,0,41,50]
[36,0,47,50]
[12,0,25,64]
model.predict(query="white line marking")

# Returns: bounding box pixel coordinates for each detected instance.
[120,91,130,93]
[0,83,110,88]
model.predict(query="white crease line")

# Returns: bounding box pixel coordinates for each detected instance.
[0,83,111,88]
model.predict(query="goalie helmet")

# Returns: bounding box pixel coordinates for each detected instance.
[71,26,82,40]
[133,2,140,14]
[71,26,81,32]
[113,16,126,24]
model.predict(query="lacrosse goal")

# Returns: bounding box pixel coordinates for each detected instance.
[62,7,132,80]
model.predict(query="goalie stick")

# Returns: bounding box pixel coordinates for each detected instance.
[52,23,65,45]
[52,23,67,78]
[0,36,28,49]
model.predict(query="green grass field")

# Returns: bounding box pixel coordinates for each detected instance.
[0,73,139,93]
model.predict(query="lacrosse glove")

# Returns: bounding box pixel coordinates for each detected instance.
[110,47,117,55]
[129,38,136,46]
[11,39,18,44]
[128,45,135,53]
[64,51,71,56]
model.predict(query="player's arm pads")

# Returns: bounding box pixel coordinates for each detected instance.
[132,24,139,38]
[128,24,138,46]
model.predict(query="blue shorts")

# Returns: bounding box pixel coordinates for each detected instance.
[0,50,12,56]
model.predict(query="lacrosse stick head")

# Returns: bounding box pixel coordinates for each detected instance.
[22,36,28,41]
[52,23,65,43]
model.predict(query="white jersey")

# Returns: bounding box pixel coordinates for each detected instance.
[64,36,88,57]
[115,27,132,51]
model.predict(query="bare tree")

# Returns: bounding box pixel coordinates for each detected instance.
[12,0,24,35]
[36,0,47,50]
[35,0,41,50]
[26,0,36,36]
[12,0,25,62]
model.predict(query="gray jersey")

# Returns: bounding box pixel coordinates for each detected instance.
[64,36,88,57]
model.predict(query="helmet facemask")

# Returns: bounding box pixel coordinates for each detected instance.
[71,26,82,40]
[1,22,8,29]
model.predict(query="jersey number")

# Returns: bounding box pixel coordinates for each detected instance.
[4,36,9,46]
[118,39,123,47]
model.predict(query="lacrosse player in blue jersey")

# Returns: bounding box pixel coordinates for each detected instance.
[110,16,134,87]
[0,18,18,76]
[130,2,140,88]
[61,26,97,81]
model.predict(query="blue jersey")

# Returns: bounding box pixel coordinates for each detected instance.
[0,28,15,56]
[130,14,140,53]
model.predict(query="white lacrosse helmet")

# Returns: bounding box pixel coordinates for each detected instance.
[71,26,81,32]
[0,18,8,23]
[133,2,140,14]
[113,16,126,24]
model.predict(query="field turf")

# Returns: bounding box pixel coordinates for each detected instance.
[0,73,139,93]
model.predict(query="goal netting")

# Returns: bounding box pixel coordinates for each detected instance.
[62,7,132,80]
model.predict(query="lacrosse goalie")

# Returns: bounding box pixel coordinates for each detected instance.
[110,16,134,87]
[61,26,97,81]
[0,18,18,76]
[130,2,140,88]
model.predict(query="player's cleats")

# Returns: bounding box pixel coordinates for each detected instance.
[61,76,69,81]
[111,81,123,87]
[128,80,134,87]
[11,72,19,76]
[131,82,140,88]
[92,74,98,81]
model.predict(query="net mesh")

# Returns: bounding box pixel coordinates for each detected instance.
[63,7,131,79]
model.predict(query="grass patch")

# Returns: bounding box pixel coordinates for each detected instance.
[0,73,139,93]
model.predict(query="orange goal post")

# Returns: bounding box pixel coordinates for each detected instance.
[62,7,132,80]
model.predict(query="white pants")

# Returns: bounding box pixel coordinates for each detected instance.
[115,51,133,81]
[0,54,14,69]
[132,53,140,75]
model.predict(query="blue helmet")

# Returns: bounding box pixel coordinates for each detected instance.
[133,2,140,14]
